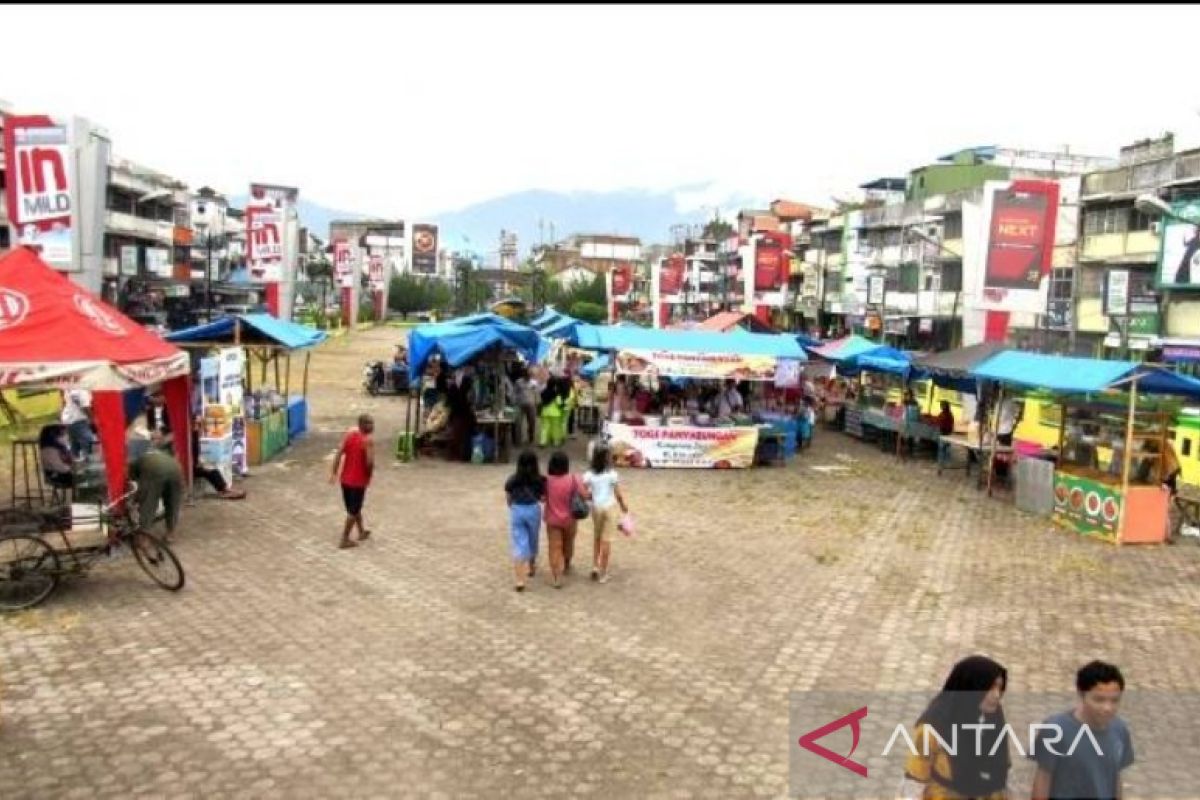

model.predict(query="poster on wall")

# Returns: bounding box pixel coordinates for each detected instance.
[611,263,633,299]
[754,238,785,291]
[217,347,247,477]
[247,205,283,282]
[369,254,385,291]
[969,180,1059,318]
[985,189,1051,290]
[3,114,74,268]
[659,254,686,299]
[147,247,172,278]
[605,422,759,469]
[334,239,354,288]
[1157,199,1200,289]
[412,224,439,274]
[867,274,885,306]
[1104,269,1130,317]
[120,245,138,276]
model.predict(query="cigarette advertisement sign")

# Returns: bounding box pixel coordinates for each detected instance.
[334,239,354,289]
[247,206,283,282]
[368,254,385,291]
[3,114,74,267]
[611,263,633,298]
[614,349,777,381]
[659,253,686,299]
[605,422,759,469]
[984,181,1058,291]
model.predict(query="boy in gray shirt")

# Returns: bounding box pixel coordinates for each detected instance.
[1031,661,1134,800]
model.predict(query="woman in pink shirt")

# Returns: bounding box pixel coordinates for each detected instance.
[542,450,588,588]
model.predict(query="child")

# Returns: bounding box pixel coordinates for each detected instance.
[504,450,545,592]
[800,397,816,451]
[543,450,585,588]
[583,445,629,584]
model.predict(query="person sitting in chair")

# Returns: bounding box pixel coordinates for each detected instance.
[39,424,75,490]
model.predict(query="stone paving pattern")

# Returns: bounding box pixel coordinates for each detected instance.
[3,327,1200,798]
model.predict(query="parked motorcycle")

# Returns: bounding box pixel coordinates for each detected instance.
[363,360,410,396]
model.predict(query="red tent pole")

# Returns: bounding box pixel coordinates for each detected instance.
[92,390,127,504]
[163,374,192,491]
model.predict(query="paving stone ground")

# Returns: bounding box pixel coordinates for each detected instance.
[3,326,1200,799]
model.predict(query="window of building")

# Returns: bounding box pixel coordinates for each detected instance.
[884,271,899,292]
[899,263,920,292]
[941,260,963,292]
[1080,266,1105,296]
[1084,204,1129,235]
[0,227,8,249]
[1129,209,1155,232]
[1184,438,1193,458]
[943,213,963,240]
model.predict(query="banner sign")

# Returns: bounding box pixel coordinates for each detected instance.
[984,181,1059,291]
[334,239,354,288]
[1157,199,1200,289]
[1053,472,1121,542]
[147,247,172,278]
[412,224,438,274]
[368,254,385,291]
[605,422,758,469]
[3,114,74,267]
[754,237,785,291]
[249,183,299,207]
[614,348,778,381]
[217,347,247,477]
[867,274,885,306]
[1104,269,1130,317]
[120,245,138,276]
[611,262,633,298]
[247,205,283,281]
[659,253,686,299]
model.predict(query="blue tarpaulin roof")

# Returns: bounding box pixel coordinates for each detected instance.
[165,313,328,350]
[529,307,562,329]
[572,324,806,359]
[580,354,611,379]
[407,321,544,381]
[541,315,582,339]
[970,350,1200,398]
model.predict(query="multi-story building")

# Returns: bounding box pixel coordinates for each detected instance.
[532,233,641,290]
[820,146,1115,350]
[1076,133,1200,357]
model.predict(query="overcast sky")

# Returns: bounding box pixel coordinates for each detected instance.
[6,4,1200,219]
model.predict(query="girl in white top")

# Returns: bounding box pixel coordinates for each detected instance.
[582,444,628,584]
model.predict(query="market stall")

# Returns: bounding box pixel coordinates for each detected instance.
[572,325,807,469]
[166,313,327,468]
[0,248,192,504]
[913,342,1009,477]
[405,319,545,463]
[971,351,1200,545]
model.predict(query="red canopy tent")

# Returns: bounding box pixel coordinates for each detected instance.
[0,248,192,501]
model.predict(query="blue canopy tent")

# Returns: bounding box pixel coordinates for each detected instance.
[970,351,1200,398]
[528,307,562,330]
[165,313,328,349]
[165,312,329,452]
[968,350,1200,516]
[407,322,544,383]
[573,324,806,359]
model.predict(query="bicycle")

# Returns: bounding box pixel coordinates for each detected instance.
[0,482,185,611]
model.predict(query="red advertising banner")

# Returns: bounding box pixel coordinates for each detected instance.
[754,237,785,291]
[3,114,74,266]
[334,239,354,288]
[984,181,1059,291]
[612,263,633,297]
[660,253,686,297]
[412,224,439,274]
[369,254,385,291]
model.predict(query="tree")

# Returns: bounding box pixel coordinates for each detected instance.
[388,274,455,318]
[702,218,735,241]
[569,301,606,324]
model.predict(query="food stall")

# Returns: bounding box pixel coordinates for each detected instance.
[971,351,1200,545]
[572,325,807,469]
[166,313,327,467]
[405,317,546,463]
[0,248,193,505]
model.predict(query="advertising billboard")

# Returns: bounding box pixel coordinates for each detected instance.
[3,114,74,267]
[659,253,686,299]
[334,239,354,289]
[984,184,1057,291]
[411,224,438,274]
[1157,199,1200,289]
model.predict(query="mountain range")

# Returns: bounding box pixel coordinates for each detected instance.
[235,185,764,259]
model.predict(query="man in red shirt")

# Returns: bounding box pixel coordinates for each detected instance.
[330,414,375,549]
